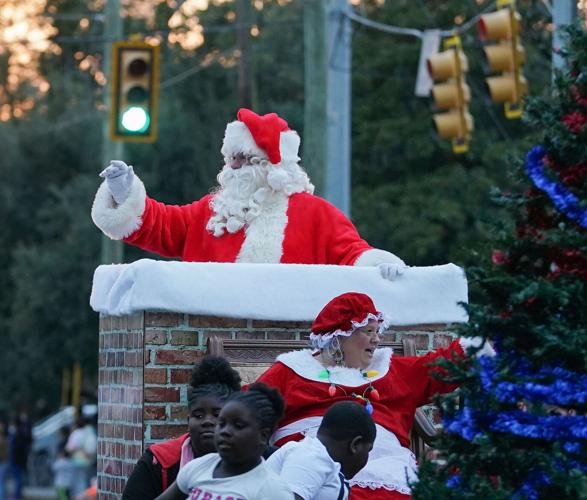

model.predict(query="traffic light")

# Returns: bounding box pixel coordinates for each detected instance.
[110,40,160,143]
[427,35,473,154]
[478,0,527,119]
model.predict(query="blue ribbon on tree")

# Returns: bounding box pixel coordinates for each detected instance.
[478,355,587,406]
[525,146,587,228]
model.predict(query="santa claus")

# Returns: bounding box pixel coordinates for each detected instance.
[91,108,405,277]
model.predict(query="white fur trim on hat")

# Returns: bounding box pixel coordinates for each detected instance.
[354,248,406,267]
[309,312,390,350]
[220,121,301,164]
[91,175,146,240]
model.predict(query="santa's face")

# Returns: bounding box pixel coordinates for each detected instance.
[340,320,382,369]
[207,150,314,237]
[226,153,267,170]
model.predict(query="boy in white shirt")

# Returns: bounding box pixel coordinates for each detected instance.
[266,401,376,500]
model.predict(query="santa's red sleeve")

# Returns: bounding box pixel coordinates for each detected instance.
[295,194,405,267]
[320,199,373,265]
[287,194,404,266]
[123,196,210,259]
[91,175,212,258]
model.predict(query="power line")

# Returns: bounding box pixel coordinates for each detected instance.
[344,2,497,39]
[159,46,237,90]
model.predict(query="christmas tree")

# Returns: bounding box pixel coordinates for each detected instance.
[413,24,586,499]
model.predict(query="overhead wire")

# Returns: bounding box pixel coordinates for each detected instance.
[344,1,497,38]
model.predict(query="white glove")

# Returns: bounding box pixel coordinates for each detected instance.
[99,160,135,205]
[378,262,407,281]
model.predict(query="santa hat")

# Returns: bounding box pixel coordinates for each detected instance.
[221,108,301,165]
[309,292,389,350]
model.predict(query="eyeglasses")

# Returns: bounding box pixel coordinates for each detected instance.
[226,153,268,169]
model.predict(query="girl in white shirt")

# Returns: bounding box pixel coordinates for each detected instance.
[156,383,293,500]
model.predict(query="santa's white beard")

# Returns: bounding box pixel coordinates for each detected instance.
[206,160,314,237]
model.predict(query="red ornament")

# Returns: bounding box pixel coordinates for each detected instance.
[370,388,380,401]
[561,111,587,134]
[491,250,508,266]
[328,384,337,397]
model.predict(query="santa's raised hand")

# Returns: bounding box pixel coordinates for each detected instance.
[99,160,135,205]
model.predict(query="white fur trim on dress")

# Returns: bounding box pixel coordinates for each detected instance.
[354,248,405,267]
[236,192,288,263]
[91,176,146,240]
[276,348,393,386]
[459,336,496,357]
[221,121,301,164]
[309,312,389,350]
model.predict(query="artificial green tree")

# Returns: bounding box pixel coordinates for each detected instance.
[413,24,586,499]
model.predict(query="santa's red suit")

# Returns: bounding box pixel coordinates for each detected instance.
[91,109,402,267]
[256,342,467,499]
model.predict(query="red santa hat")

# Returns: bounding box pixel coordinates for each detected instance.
[309,292,388,350]
[221,108,301,165]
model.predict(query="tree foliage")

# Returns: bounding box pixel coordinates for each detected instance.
[413,24,587,499]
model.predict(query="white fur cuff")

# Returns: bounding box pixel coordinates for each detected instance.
[91,176,146,240]
[354,248,406,267]
[459,337,496,357]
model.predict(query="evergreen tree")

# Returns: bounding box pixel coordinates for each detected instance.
[413,25,586,499]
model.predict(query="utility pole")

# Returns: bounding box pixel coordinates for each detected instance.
[101,0,124,264]
[304,0,351,214]
[325,0,351,216]
[303,0,327,194]
[237,0,253,109]
[552,0,577,71]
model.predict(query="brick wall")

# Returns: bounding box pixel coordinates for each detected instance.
[98,313,144,499]
[98,311,455,497]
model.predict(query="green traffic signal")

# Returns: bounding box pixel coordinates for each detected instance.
[121,106,150,133]
[110,40,160,143]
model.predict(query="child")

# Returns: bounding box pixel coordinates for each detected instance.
[156,383,293,500]
[52,449,75,500]
[266,401,376,500]
[123,356,242,499]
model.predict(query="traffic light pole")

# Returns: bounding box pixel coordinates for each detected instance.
[325,0,351,217]
[101,0,124,264]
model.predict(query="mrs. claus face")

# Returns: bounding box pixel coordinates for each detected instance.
[340,319,382,369]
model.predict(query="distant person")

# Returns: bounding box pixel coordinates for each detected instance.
[65,416,97,497]
[0,422,8,500]
[123,357,242,499]
[155,383,293,500]
[75,476,97,500]
[52,449,74,500]
[266,401,376,500]
[6,413,32,500]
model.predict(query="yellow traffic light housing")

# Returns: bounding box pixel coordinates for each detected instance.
[110,40,160,143]
[478,0,527,119]
[427,35,473,154]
